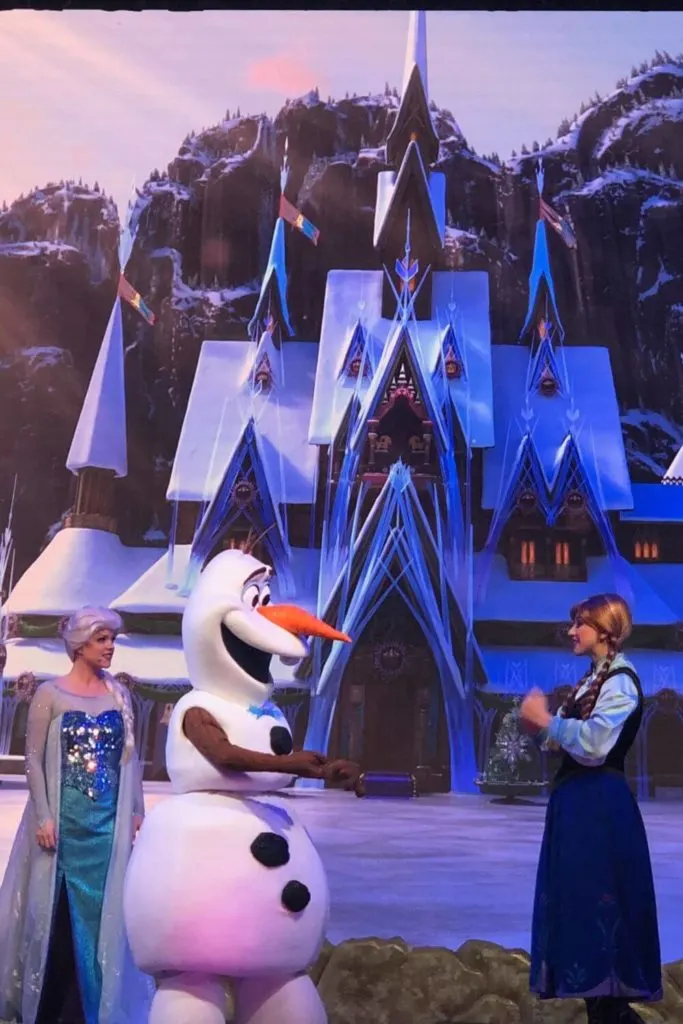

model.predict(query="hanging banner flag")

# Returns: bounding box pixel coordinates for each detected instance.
[539,196,577,249]
[118,273,156,326]
[279,194,320,245]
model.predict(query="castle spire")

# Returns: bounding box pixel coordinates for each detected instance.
[248,142,294,342]
[387,10,439,168]
[65,297,127,532]
[519,161,565,342]
[402,10,428,101]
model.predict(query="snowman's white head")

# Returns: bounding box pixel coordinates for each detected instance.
[182,549,350,706]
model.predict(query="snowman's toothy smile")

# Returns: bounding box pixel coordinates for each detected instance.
[220,623,272,685]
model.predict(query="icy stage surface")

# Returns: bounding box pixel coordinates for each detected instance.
[0,782,680,964]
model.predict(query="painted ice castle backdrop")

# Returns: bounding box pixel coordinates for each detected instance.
[1,12,683,794]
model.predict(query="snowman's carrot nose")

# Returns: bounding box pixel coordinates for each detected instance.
[257,604,351,643]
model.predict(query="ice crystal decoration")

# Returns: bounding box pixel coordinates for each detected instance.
[479,699,534,787]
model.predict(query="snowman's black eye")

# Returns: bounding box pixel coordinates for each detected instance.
[243,583,260,609]
[260,584,272,607]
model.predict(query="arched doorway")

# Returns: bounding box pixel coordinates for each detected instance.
[643,690,683,797]
[328,590,451,792]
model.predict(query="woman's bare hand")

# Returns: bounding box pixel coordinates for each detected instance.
[36,819,57,851]
[520,688,552,730]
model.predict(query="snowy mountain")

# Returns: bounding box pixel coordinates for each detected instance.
[0,69,682,574]
[0,181,120,575]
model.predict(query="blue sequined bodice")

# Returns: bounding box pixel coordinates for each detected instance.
[61,709,124,801]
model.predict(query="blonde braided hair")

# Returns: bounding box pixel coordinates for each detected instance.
[102,676,136,764]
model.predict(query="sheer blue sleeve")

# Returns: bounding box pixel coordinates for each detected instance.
[546,673,639,765]
[120,684,145,817]
[24,683,56,826]
[131,752,145,818]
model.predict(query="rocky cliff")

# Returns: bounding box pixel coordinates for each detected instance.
[0,61,682,573]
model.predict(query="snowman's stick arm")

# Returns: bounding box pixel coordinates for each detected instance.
[182,707,319,775]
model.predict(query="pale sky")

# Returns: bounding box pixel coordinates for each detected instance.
[1,9,682,222]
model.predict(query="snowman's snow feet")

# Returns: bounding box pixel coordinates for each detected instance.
[149,973,226,1024]
[234,972,327,1024]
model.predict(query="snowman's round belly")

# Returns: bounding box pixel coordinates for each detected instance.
[123,791,329,978]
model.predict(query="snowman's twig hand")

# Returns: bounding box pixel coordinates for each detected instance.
[322,758,361,790]
[183,707,304,775]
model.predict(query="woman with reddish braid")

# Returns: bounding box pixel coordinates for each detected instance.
[520,593,661,1024]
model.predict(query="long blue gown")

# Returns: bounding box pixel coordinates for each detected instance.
[46,707,127,1022]
[0,680,154,1024]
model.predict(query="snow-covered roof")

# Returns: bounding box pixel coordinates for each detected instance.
[3,631,310,689]
[482,346,632,511]
[66,298,127,478]
[112,542,319,621]
[635,564,683,620]
[620,483,683,522]
[5,529,159,617]
[167,341,318,504]
[481,645,683,696]
[309,269,493,447]
[474,554,677,626]
[663,444,683,485]
[247,216,293,338]
[402,10,429,100]
[3,638,71,681]
[3,635,187,685]
[113,634,187,683]
[111,545,191,614]
[373,146,445,249]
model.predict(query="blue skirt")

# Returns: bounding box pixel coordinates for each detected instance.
[530,769,662,1001]
[55,783,118,1024]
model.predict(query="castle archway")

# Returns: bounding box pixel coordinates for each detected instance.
[328,590,451,792]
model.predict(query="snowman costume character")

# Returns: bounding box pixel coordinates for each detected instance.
[123,550,356,1024]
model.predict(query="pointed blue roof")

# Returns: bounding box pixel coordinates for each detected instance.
[247,328,282,392]
[337,320,374,380]
[351,321,448,452]
[520,218,565,341]
[374,140,445,251]
[489,432,554,525]
[387,11,439,168]
[437,322,467,382]
[309,269,493,449]
[248,216,294,339]
[483,346,632,512]
[529,331,563,395]
[188,417,289,579]
[167,340,317,505]
[66,297,127,478]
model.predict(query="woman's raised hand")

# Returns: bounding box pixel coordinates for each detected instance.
[520,688,552,730]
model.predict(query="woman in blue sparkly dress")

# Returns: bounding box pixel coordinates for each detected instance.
[0,607,154,1024]
[520,594,661,1024]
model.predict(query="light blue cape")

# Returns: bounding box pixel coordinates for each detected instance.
[0,712,154,1023]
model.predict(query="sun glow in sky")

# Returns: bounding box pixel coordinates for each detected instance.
[1,8,682,221]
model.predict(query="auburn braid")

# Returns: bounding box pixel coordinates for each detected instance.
[560,636,618,721]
